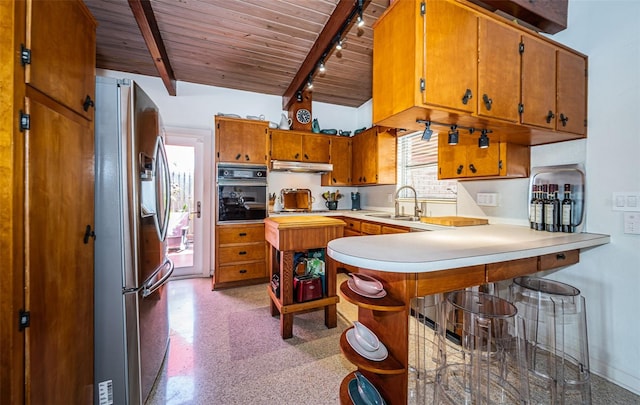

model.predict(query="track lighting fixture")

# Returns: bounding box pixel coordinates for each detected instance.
[306,76,313,90]
[296,91,303,102]
[336,37,344,51]
[318,60,326,74]
[421,121,433,141]
[357,14,365,28]
[478,129,491,149]
[448,125,459,145]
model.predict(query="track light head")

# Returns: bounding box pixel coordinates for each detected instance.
[318,61,326,74]
[448,125,459,145]
[421,121,433,141]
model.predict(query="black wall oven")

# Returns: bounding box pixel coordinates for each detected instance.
[216,163,268,223]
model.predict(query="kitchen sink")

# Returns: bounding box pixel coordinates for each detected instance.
[365,213,421,222]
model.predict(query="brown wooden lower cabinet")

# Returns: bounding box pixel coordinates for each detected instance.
[213,223,268,289]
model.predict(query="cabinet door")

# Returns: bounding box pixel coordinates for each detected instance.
[270,130,302,161]
[521,34,557,129]
[25,93,95,404]
[352,130,378,184]
[438,132,468,179]
[27,0,96,120]
[438,133,500,178]
[322,136,351,186]
[424,0,477,113]
[557,50,587,135]
[302,133,330,163]
[216,118,268,164]
[478,18,520,122]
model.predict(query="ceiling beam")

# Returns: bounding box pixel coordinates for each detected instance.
[128,0,177,96]
[282,0,371,110]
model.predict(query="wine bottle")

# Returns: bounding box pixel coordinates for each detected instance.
[561,183,573,233]
[535,184,546,231]
[544,184,556,232]
[551,184,561,232]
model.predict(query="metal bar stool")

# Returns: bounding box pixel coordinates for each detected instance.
[434,290,529,404]
[509,276,591,405]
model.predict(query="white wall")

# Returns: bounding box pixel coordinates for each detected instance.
[458,1,640,393]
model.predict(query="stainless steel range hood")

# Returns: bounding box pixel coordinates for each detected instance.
[270,160,333,173]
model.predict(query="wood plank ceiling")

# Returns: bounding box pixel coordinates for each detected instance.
[84,0,390,108]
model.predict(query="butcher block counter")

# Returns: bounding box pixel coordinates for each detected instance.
[327,225,610,405]
[265,216,345,339]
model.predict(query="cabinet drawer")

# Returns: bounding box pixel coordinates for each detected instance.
[343,229,361,237]
[218,244,265,263]
[342,218,361,232]
[217,225,265,244]
[486,257,538,282]
[216,262,266,283]
[539,249,579,271]
[382,225,409,234]
[361,222,381,235]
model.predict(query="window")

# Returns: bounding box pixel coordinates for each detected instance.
[396,131,457,199]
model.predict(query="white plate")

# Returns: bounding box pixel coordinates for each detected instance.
[346,329,388,361]
[347,278,387,299]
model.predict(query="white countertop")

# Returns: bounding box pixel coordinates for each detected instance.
[326,224,610,273]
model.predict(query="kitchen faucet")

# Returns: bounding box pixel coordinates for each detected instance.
[394,185,421,219]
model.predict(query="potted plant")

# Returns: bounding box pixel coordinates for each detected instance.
[321,190,342,210]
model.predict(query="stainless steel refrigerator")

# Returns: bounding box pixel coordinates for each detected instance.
[94,76,174,405]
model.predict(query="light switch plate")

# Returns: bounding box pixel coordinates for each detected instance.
[623,212,640,234]
[612,192,640,211]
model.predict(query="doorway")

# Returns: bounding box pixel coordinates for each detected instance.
[165,128,211,278]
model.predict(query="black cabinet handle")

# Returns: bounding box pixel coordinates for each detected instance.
[304,154,309,160]
[557,253,566,260]
[560,113,569,126]
[238,251,247,255]
[469,164,477,173]
[456,165,464,175]
[462,88,473,105]
[239,269,247,274]
[245,154,250,161]
[235,153,241,160]
[332,178,336,183]
[83,225,96,244]
[238,232,247,236]
[546,110,556,124]
[83,95,94,112]
[295,153,300,159]
[482,94,493,111]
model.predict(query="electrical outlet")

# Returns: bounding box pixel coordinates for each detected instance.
[477,192,498,207]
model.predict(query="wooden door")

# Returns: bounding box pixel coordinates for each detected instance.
[424,0,477,113]
[322,136,351,186]
[557,50,587,135]
[216,118,268,164]
[521,34,556,129]
[351,132,365,185]
[301,133,330,163]
[27,0,95,120]
[25,92,94,404]
[270,130,302,161]
[358,129,379,184]
[477,17,520,122]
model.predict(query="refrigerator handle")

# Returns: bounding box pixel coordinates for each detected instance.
[154,136,171,241]
[141,258,174,298]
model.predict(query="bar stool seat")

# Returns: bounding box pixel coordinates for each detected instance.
[434,290,529,404]
[509,276,591,405]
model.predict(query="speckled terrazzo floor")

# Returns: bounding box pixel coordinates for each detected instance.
[146,275,640,405]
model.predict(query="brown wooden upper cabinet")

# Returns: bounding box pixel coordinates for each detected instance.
[372,0,587,146]
[351,126,396,186]
[321,135,352,186]
[270,129,330,163]
[215,116,268,165]
[26,0,96,120]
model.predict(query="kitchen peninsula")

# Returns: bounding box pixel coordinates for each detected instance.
[326,225,610,404]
